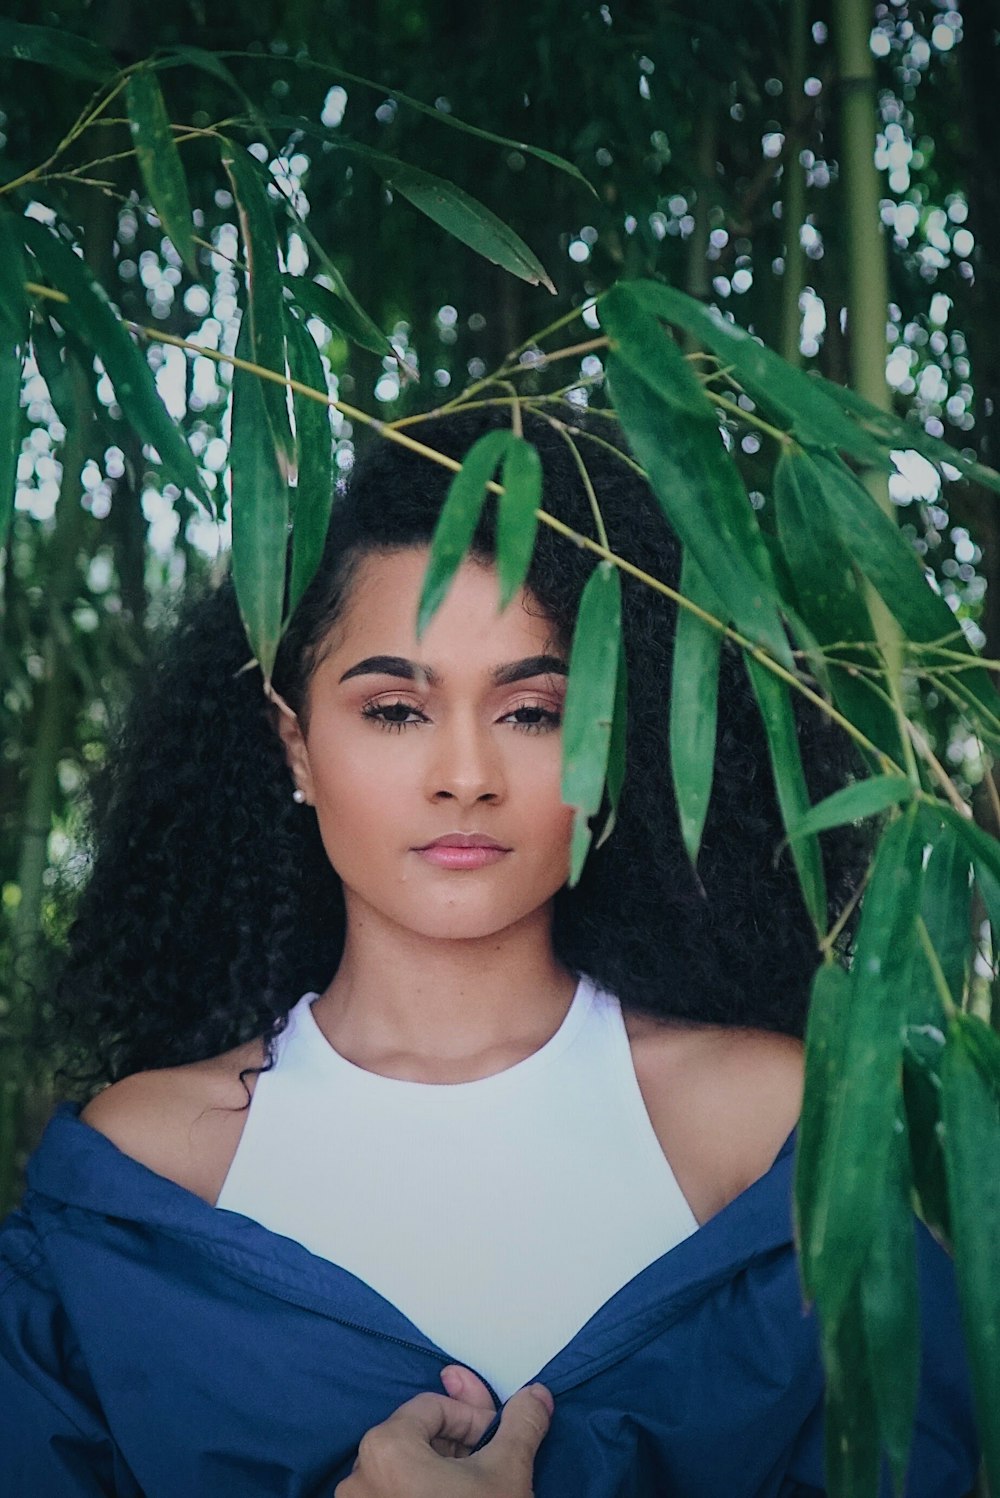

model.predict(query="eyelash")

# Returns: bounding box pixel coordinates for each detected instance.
[360,700,562,735]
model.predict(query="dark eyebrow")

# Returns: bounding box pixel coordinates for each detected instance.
[338,655,441,686]
[337,653,567,687]
[491,655,568,686]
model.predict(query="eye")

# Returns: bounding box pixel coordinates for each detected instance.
[503,703,562,734]
[361,699,428,732]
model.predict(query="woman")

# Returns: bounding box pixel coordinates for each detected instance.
[0,409,976,1495]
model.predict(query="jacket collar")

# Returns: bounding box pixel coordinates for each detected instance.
[27,1104,798,1396]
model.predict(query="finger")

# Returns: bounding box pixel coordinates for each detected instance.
[382,1390,497,1451]
[476,1385,553,1474]
[440,1364,497,1410]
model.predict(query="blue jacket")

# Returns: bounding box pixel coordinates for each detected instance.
[0,1105,977,1497]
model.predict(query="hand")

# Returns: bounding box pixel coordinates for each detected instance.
[334,1365,554,1498]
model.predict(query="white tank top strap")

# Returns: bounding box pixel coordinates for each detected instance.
[216,974,698,1401]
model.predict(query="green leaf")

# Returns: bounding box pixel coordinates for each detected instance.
[783,775,914,843]
[220,139,294,468]
[370,153,555,293]
[920,822,972,1011]
[230,314,289,686]
[155,46,266,131]
[21,217,212,513]
[813,373,1000,498]
[561,563,622,884]
[745,656,827,933]
[126,67,199,280]
[624,279,891,470]
[941,1014,1000,1495]
[269,124,555,291]
[936,804,1000,900]
[284,309,333,619]
[417,429,511,636]
[822,1279,881,1498]
[773,447,902,764]
[496,437,542,609]
[815,454,1000,741]
[601,282,790,668]
[796,959,852,1299]
[804,807,925,1322]
[282,274,394,359]
[814,454,961,646]
[0,19,115,81]
[902,1035,950,1242]
[669,550,723,867]
[276,70,594,193]
[859,1110,919,1495]
[594,635,628,851]
[0,208,28,343]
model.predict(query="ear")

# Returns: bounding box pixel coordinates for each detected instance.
[267,686,314,804]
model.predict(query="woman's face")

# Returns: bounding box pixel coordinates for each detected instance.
[278,547,574,943]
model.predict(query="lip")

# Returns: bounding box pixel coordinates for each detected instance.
[414,833,511,870]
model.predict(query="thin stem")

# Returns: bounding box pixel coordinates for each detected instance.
[818,860,872,955]
[906,721,970,817]
[916,914,959,1018]
[537,414,609,550]
[35,307,906,772]
[705,390,793,447]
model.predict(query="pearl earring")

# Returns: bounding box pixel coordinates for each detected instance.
[292,788,307,805]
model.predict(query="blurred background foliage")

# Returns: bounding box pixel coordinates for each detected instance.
[2,0,1000,1190]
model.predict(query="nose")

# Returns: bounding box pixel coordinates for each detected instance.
[425,712,505,807]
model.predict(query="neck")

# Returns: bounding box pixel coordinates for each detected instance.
[311,900,575,1074]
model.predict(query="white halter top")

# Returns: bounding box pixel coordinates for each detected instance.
[216,975,698,1400]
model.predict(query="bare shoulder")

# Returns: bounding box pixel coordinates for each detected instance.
[80,1037,266,1205]
[624,1013,803,1224]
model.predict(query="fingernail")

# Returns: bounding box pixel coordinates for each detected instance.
[440,1367,462,1395]
[527,1383,554,1415]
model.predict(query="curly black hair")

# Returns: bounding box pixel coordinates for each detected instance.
[55,405,864,1090]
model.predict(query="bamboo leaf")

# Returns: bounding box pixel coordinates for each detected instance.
[561,563,622,884]
[268,125,555,291]
[804,807,925,1323]
[814,453,965,646]
[496,437,542,609]
[0,19,115,81]
[822,1280,881,1498]
[814,454,1000,741]
[783,775,914,843]
[126,67,199,280]
[284,309,333,619]
[669,550,723,867]
[230,314,289,686]
[773,447,903,763]
[813,373,1000,498]
[936,804,1000,897]
[796,959,852,1300]
[745,656,827,932]
[941,1014,1000,1495]
[282,273,394,359]
[220,139,294,468]
[370,154,555,293]
[594,635,628,851]
[417,428,511,636]
[859,1111,919,1495]
[21,217,212,513]
[902,1034,950,1242]
[272,76,593,192]
[625,279,891,469]
[601,282,791,668]
[920,822,972,1010]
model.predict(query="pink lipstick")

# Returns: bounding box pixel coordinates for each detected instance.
[414,833,511,870]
